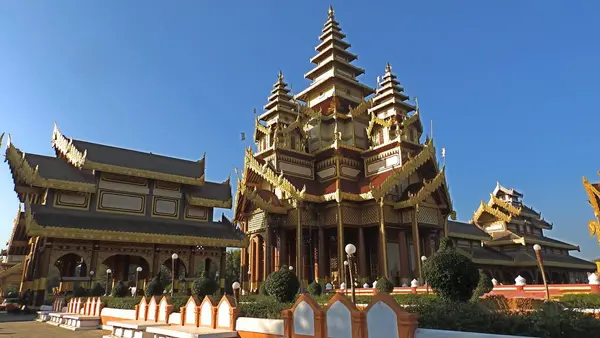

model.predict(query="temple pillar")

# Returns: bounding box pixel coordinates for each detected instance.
[357,227,367,282]
[151,245,159,278]
[295,203,303,287]
[265,224,272,276]
[318,226,326,284]
[412,206,422,280]
[279,228,287,267]
[378,199,389,278]
[241,247,248,291]
[34,244,53,305]
[422,231,431,258]
[336,202,344,284]
[188,247,196,278]
[303,231,310,286]
[398,230,410,281]
[219,248,226,294]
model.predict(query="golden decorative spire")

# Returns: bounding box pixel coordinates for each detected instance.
[328,4,334,18]
[385,62,392,73]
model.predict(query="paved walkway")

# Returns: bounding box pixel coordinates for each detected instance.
[0,320,109,337]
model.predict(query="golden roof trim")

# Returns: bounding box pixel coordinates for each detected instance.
[448,232,489,241]
[366,114,393,136]
[372,138,435,200]
[52,123,205,186]
[0,262,23,279]
[489,194,522,216]
[582,176,600,243]
[473,201,512,224]
[402,111,421,129]
[348,98,372,117]
[244,148,306,200]
[23,202,245,247]
[393,167,446,209]
[5,137,97,193]
[240,185,291,214]
[186,195,232,209]
[254,119,271,141]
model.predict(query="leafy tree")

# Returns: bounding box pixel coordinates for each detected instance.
[265,266,300,303]
[192,271,219,298]
[306,281,322,297]
[375,277,394,293]
[145,277,164,297]
[422,239,479,302]
[111,280,129,298]
[91,283,105,297]
[157,265,172,288]
[225,249,241,294]
[470,270,494,302]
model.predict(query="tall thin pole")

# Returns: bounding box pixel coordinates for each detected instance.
[171,259,175,298]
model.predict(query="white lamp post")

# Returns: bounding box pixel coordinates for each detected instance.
[533,244,550,301]
[89,270,94,288]
[344,243,357,304]
[421,256,428,294]
[171,253,178,297]
[135,267,143,294]
[105,269,112,296]
[232,282,241,306]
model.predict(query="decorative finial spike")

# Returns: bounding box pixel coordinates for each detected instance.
[278,70,284,81]
[328,5,334,18]
[385,62,392,73]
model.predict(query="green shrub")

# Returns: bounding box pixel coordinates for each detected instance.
[422,242,478,302]
[306,282,322,297]
[560,293,600,309]
[239,297,291,319]
[101,296,143,309]
[470,270,493,302]
[259,281,270,296]
[73,286,89,297]
[438,237,453,251]
[111,281,129,298]
[265,267,300,303]
[145,277,163,297]
[192,272,218,299]
[91,283,105,297]
[170,296,190,312]
[375,277,394,293]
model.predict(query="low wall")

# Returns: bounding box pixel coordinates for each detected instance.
[327,283,599,299]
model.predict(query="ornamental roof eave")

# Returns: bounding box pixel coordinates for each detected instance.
[24,203,246,248]
[52,123,206,186]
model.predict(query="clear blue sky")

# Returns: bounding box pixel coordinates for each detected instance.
[1,1,599,260]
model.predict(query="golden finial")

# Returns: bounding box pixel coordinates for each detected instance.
[328,5,334,18]
[278,70,284,82]
[385,62,392,73]
[0,132,4,149]
[414,96,419,111]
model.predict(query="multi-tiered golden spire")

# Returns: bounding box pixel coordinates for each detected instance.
[370,62,416,117]
[295,5,374,109]
[258,71,297,127]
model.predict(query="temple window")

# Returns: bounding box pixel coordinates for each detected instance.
[290,135,296,150]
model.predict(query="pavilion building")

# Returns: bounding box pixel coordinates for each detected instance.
[450,182,596,284]
[1,125,244,304]
[235,6,453,290]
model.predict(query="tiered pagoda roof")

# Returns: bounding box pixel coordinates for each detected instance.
[445,183,596,270]
[3,124,244,247]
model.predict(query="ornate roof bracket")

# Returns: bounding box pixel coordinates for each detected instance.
[186,195,232,209]
[402,111,422,132]
[348,98,372,117]
[473,200,512,224]
[243,186,291,214]
[393,168,446,209]
[371,138,435,200]
[254,119,271,141]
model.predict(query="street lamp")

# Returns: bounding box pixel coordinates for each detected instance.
[232,282,241,306]
[171,253,178,298]
[289,265,294,271]
[89,270,94,289]
[344,243,356,304]
[533,244,550,302]
[105,269,112,296]
[421,256,428,294]
[135,267,143,295]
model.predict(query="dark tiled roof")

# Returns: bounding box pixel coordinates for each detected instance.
[503,251,596,269]
[30,204,243,241]
[25,154,95,184]
[448,220,490,239]
[522,234,578,249]
[187,181,232,201]
[458,246,514,263]
[71,139,204,179]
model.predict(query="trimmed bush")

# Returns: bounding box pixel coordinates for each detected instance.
[306,282,322,297]
[265,267,300,303]
[145,277,163,297]
[560,293,600,309]
[375,277,394,293]
[102,296,143,309]
[239,297,292,319]
[422,242,478,302]
[91,283,105,297]
[111,280,129,298]
[259,281,269,296]
[73,286,89,297]
[192,272,219,299]
[470,270,493,302]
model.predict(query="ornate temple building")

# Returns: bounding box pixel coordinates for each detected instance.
[1,125,244,304]
[234,6,453,290]
[449,182,595,284]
